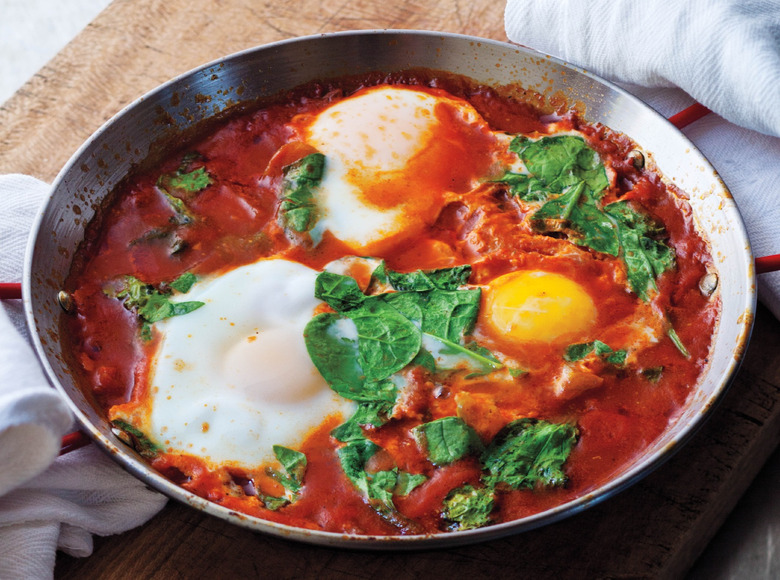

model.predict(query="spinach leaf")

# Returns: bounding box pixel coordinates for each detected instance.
[337,439,381,496]
[515,136,618,256]
[111,419,162,458]
[568,194,622,256]
[642,366,664,383]
[160,190,195,225]
[482,419,578,490]
[421,289,482,343]
[349,300,422,382]
[265,460,303,495]
[442,485,495,530]
[395,471,427,496]
[169,272,197,293]
[259,495,289,511]
[306,263,496,453]
[162,166,212,193]
[330,419,364,444]
[314,271,367,311]
[385,269,436,292]
[414,416,483,466]
[303,313,365,391]
[329,379,398,405]
[279,153,325,233]
[367,469,427,509]
[305,308,408,440]
[140,323,153,342]
[368,470,399,508]
[108,275,149,310]
[508,135,609,198]
[532,183,620,256]
[136,292,203,324]
[563,342,597,362]
[495,171,550,202]
[386,265,472,292]
[378,273,481,344]
[409,347,437,373]
[306,264,491,407]
[379,286,482,344]
[105,274,204,337]
[462,343,508,378]
[331,402,391,443]
[337,438,426,512]
[421,333,504,376]
[330,383,398,444]
[158,153,212,194]
[156,156,211,224]
[605,201,676,301]
[272,445,307,489]
[261,445,308,510]
[532,180,585,221]
[502,135,676,301]
[666,326,690,359]
[564,340,627,366]
[370,260,389,286]
[379,291,426,327]
[428,418,578,526]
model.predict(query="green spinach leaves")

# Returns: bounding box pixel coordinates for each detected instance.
[414,416,578,531]
[500,134,676,301]
[111,419,163,458]
[279,153,325,233]
[605,201,676,301]
[260,445,308,510]
[305,262,498,405]
[337,439,426,514]
[104,272,204,340]
[133,153,211,252]
[442,485,495,530]
[502,135,609,202]
[481,419,578,490]
[156,154,212,226]
[564,340,627,366]
[158,156,212,194]
[413,417,483,466]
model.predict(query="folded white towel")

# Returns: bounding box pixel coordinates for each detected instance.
[0,174,166,580]
[0,445,167,579]
[0,175,73,499]
[505,0,780,138]
[505,0,780,320]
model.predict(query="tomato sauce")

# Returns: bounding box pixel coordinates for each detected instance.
[63,70,719,535]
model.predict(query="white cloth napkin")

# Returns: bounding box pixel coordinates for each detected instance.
[0,174,167,580]
[505,0,780,138]
[505,0,780,320]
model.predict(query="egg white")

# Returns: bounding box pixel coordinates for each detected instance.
[118,258,355,469]
[298,85,499,252]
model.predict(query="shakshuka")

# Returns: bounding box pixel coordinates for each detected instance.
[63,71,719,535]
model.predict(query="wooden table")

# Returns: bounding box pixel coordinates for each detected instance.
[1,1,778,577]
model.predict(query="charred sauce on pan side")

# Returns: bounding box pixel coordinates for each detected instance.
[62,70,718,535]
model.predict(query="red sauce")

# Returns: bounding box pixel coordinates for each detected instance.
[63,71,718,535]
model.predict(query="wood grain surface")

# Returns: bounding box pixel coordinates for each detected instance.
[1,1,777,578]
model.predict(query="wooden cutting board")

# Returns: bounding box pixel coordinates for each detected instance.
[1,1,777,578]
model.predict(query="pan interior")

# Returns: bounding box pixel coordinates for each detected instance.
[24,30,755,547]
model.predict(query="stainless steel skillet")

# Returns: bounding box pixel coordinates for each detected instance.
[22,30,755,548]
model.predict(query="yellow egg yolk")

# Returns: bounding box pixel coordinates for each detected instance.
[484,270,597,344]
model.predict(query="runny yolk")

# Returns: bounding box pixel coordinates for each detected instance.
[484,270,597,344]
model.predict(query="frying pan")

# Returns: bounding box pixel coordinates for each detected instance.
[20,30,755,548]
